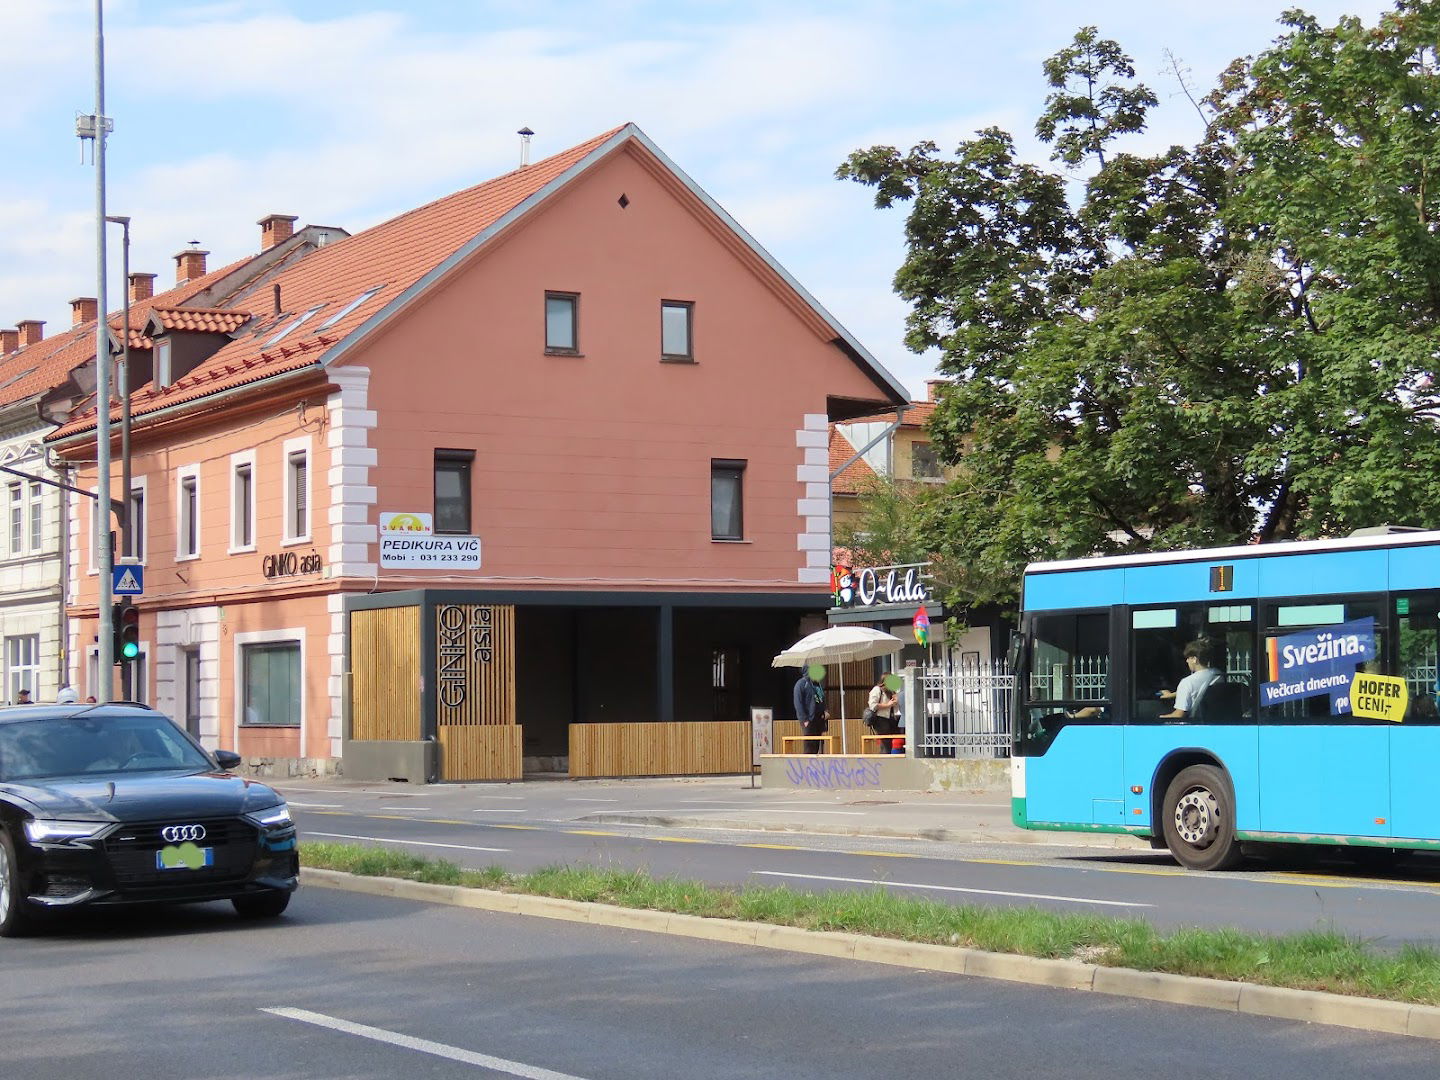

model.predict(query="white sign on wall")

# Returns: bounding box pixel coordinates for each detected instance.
[380,511,481,570]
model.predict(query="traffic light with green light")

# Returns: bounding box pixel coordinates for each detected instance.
[113,600,140,661]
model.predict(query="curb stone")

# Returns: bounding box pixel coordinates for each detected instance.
[585,813,1152,849]
[301,868,1440,1040]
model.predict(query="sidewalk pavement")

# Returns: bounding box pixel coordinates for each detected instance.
[272,772,1150,850]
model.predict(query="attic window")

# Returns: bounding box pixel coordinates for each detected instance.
[318,288,381,330]
[265,305,324,346]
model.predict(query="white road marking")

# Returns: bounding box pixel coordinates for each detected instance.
[472,809,524,813]
[381,805,433,811]
[262,1008,593,1080]
[641,807,867,816]
[474,796,526,800]
[752,871,1153,908]
[566,798,620,803]
[287,802,342,809]
[306,831,508,853]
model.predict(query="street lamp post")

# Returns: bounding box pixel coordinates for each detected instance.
[105,213,132,700]
[90,0,115,701]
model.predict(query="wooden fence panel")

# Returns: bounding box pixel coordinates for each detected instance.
[351,607,421,741]
[569,722,750,778]
[439,724,523,781]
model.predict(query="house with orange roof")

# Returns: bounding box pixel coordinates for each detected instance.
[47,123,908,781]
[0,221,340,719]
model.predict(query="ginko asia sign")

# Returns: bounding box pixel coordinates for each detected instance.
[379,511,482,570]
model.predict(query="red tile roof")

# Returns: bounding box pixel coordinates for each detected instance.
[0,258,249,410]
[51,125,629,440]
[844,400,938,428]
[829,427,878,496]
[148,307,252,334]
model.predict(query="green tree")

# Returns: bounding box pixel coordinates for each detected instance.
[839,3,1440,608]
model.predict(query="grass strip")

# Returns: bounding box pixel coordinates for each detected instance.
[301,841,1440,1006]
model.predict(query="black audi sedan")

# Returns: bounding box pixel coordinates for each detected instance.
[0,702,298,935]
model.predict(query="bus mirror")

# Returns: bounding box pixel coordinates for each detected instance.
[1006,630,1026,674]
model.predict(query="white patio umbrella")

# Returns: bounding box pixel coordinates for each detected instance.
[773,626,906,752]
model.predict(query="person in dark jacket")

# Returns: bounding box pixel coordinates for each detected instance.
[793,667,829,753]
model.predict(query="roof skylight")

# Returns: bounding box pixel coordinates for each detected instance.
[265,305,324,346]
[318,287,382,330]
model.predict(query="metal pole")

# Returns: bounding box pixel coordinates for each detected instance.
[93,0,114,701]
[107,214,132,701]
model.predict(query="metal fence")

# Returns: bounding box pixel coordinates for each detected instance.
[919,657,1013,758]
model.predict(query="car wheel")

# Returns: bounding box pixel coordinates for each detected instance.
[1162,764,1243,871]
[0,829,36,937]
[232,890,291,919]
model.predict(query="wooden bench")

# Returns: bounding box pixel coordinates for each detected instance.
[860,733,905,754]
[780,735,834,754]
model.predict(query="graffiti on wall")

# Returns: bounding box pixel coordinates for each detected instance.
[783,757,882,789]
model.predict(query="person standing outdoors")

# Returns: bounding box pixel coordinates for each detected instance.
[793,665,829,753]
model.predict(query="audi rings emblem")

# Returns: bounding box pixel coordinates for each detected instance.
[161,824,206,843]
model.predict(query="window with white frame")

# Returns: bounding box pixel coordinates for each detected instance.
[27,482,42,551]
[128,480,147,562]
[8,482,22,556]
[241,641,300,726]
[6,635,38,702]
[231,454,255,551]
[177,469,199,558]
[154,337,173,387]
[284,443,309,542]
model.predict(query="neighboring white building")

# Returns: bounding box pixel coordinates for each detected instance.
[0,309,96,702]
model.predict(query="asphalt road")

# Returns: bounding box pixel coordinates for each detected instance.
[4,886,1440,1079]
[278,784,1440,948]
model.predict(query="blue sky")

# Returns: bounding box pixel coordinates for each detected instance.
[0,0,1392,398]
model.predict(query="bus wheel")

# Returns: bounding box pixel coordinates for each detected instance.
[1162,765,1243,871]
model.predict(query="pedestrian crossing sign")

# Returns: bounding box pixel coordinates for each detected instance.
[112,564,143,596]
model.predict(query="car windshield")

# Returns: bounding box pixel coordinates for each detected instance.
[0,713,214,781]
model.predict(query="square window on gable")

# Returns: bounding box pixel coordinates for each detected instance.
[545,293,578,353]
[661,300,693,362]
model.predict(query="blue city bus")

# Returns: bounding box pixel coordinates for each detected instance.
[1009,529,1440,869]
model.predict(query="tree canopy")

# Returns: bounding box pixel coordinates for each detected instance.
[838,1,1440,609]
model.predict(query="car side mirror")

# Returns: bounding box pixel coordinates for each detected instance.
[214,750,242,770]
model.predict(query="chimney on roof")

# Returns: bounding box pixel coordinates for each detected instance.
[0,330,17,355]
[518,127,534,167]
[128,272,156,302]
[925,378,951,402]
[174,243,208,283]
[258,213,298,251]
[16,320,44,347]
[70,297,98,326]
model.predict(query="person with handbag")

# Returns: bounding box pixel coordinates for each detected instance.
[793,666,829,753]
[865,677,898,750]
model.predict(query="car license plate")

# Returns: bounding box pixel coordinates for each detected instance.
[155,844,215,870]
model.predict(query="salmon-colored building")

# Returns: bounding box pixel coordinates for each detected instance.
[48,124,907,781]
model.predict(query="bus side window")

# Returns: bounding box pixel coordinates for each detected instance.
[1398,593,1440,725]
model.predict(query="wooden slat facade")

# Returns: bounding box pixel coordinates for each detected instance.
[435,603,516,727]
[351,606,421,741]
[439,725,523,781]
[569,721,750,778]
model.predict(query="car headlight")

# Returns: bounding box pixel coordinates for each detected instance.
[244,803,292,828]
[24,819,109,843]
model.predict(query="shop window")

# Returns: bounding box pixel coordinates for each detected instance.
[242,642,300,727]
[6,635,38,702]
